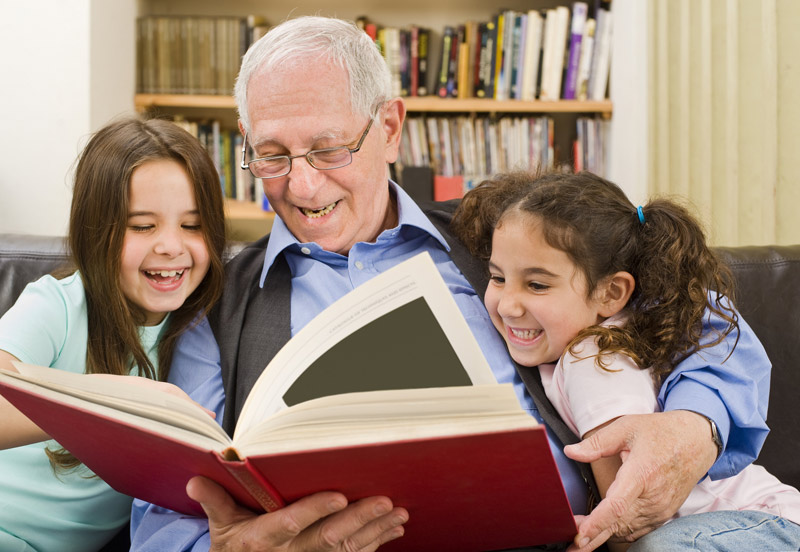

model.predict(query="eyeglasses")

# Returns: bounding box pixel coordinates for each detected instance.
[240,118,374,180]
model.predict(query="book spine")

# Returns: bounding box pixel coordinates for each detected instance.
[562,2,588,100]
[491,13,504,99]
[219,452,286,512]
[437,27,453,98]
[410,26,419,96]
[417,28,430,96]
[575,18,595,101]
[589,8,613,100]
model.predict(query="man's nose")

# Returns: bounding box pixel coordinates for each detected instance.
[287,157,326,201]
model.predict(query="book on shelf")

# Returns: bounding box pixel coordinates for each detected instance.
[520,10,544,101]
[436,26,454,98]
[416,27,431,96]
[478,19,496,98]
[562,2,589,99]
[511,11,528,100]
[575,17,596,101]
[0,252,576,552]
[539,6,571,101]
[588,4,613,100]
[491,11,506,100]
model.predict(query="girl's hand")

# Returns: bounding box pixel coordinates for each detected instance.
[88,374,216,419]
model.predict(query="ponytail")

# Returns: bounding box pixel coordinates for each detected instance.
[619,199,739,381]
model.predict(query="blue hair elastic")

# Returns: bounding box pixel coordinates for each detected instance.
[637,206,645,225]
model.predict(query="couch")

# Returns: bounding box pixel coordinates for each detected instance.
[0,233,799,549]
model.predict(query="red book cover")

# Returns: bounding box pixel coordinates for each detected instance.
[0,380,577,551]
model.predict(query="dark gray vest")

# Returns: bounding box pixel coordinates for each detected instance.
[209,200,598,504]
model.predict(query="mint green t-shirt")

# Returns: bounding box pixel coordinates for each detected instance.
[0,272,168,552]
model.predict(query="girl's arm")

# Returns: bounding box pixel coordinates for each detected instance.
[582,419,629,552]
[0,349,50,449]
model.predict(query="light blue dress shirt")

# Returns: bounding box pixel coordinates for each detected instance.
[130,183,770,551]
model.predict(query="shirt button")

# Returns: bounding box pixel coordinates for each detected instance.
[300,247,311,255]
[355,261,364,270]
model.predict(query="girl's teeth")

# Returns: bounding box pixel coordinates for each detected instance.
[511,328,540,339]
[147,270,183,277]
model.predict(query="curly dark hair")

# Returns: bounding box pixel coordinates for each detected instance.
[451,170,739,383]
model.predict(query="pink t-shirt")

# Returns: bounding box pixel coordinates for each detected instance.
[539,314,800,524]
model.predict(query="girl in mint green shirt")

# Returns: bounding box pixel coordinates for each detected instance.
[0,117,226,552]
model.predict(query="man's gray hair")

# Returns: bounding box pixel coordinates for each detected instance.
[235,16,392,133]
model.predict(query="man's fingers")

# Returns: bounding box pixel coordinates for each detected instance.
[572,457,650,548]
[186,476,249,523]
[299,496,408,552]
[564,418,632,463]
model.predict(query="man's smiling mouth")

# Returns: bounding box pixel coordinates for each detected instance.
[301,201,338,218]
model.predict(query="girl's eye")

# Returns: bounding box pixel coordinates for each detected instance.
[489,275,505,284]
[529,281,549,291]
[182,224,202,231]
[130,225,153,233]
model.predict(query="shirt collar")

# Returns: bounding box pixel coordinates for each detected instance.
[259,180,451,286]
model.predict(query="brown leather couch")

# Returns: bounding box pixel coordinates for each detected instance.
[1,234,799,549]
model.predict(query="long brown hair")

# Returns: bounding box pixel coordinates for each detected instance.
[48,117,226,471]
[452,170,739,384]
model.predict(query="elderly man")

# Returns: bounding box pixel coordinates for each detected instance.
[131,16,771,552]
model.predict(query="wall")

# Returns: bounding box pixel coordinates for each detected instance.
[0,0,136,236]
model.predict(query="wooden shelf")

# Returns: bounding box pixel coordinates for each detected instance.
[224,198,274,220]
[224,199,275,242]
[135,94,613,115]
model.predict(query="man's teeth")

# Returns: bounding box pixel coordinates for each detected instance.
[301,202,337,218]
[511,328,541,339]
[147,270,183,278]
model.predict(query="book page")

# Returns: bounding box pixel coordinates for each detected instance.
[4,362,230,444]
[236,252,497,439]
[236,384,537,456]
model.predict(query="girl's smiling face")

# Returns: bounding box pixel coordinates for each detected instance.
[484,213,606,367]
[120,159,211,325]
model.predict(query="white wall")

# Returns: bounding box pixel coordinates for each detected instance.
[607,0,649,206]
[0,0,136,236]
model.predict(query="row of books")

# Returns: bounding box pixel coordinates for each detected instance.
[365,1,612,101]
[400,115,554,178]
[136,15,269,95]
[136,4,611,101]
[398,114,608,180]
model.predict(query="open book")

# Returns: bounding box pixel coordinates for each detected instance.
[0,252,576,551]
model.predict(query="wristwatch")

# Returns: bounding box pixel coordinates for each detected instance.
[704,415,724,459]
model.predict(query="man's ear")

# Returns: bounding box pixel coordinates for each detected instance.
[238,119,246,137]
[380,98,406,164]
[597,271,635,318]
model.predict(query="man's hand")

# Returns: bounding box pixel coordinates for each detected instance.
[564,410,718,551]
[187,476,408,551]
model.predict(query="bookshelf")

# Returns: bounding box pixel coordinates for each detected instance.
[135,94,613,116]
[136,0,618,240]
